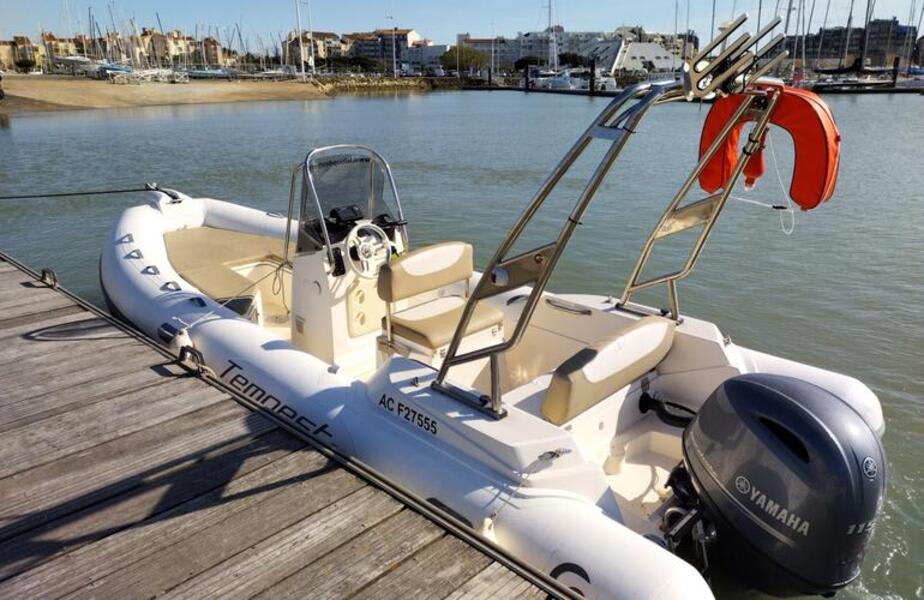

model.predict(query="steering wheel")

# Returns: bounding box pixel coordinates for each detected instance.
[345,223,392,279]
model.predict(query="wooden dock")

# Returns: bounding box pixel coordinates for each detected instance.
[0,255,559,599]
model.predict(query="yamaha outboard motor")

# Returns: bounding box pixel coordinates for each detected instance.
[680,373,886,597]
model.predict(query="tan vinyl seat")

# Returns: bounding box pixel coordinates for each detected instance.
[164,227,290,272]
[164,227,291,300]
[378,241,503,351]
[389,295,504,349]
[178,266,253,301]
[541,316,676,425]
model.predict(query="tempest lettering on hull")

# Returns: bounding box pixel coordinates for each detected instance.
[220,360,333,442]
[378,394,438,435]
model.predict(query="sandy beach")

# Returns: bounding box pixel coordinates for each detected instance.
[0,74,436,114]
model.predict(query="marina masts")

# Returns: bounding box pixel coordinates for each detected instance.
[294,0,306,81]
[816,0,832,69]
[306,0,316,76]
[859,0,874,71]
[546,0,558,70]
[841,0,856,69]
[385,12,397,79]
[784,0,796,35]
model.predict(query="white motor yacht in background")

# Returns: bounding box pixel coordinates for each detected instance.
[548,67,583,90]
[529,68,557,89]
[101,15,886,599]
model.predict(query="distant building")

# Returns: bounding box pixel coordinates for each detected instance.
[203,37,225,66]
[404,41,448,72]
[612,42,679,73]
[619,28,698,61]
[0,41,15,69]
[374,28,421,69]
[143,29,196,66]
[2,36,45,70]
[286,30,341,67]
[587,29,697,74]
[343,32,381,62]
[458,26,699,73]
[787,18,919,69]
[317,32,345,59]
[517,26,562,65]
[457,34,519,70]
[342,28,421,69]
[41,33,79,61]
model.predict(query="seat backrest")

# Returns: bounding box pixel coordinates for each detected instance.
[378,241,473,303]
[541,316,676,425]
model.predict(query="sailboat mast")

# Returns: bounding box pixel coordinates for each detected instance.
[306,0,316,76]
[805,0,817,68]
[294,0,306,81]
[841,0,855,69]
[64,0,73,39]
[672,0,679,72]
[156,12,167,68]
[784,0,796,35]
[816,0,831,69]
[899,0,924,75]
[859,0,874,70]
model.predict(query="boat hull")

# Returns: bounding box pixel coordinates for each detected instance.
[101,190,884,598]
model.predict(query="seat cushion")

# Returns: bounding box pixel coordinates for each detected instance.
[378,242,473,303]
[541,316,676,425]
[164,227,290,274]
[389,295,503,350]
[164,226,292,302]
[178,266,254,301]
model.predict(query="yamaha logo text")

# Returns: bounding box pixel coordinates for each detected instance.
[735,475,811,536]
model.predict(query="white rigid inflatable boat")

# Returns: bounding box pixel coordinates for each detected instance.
[101,18,887,600]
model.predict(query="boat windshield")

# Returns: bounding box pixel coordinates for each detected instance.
[298,146,404,253]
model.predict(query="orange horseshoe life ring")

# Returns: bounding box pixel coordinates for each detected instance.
[698,85,841,211]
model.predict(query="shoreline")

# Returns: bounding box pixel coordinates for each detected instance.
[0,74,447,115]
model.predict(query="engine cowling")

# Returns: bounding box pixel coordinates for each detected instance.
[682,373,886,596]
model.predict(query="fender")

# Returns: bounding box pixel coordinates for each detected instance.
[698,85,841,210]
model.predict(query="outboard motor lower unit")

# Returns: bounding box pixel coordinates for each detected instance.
[682,374,886,596]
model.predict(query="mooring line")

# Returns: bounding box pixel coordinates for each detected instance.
[0,186,154,201]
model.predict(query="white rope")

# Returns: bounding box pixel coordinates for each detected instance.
[178,260,292,331]
[729,130,796,236]
[767,130,796,235]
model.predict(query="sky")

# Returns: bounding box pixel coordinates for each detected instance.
[1,0,920,47]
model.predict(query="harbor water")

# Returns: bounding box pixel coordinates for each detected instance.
[0,90,920,599]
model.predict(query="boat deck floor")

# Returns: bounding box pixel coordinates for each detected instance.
[0,257,544,599]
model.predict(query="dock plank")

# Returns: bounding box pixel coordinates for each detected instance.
[0,258,549,600]
[0,424,298,582]
[0,365,178,433]
[0,317,130,367]
[76,482,384,600]
[0,308,95,339]
[255,509,444,600]
[160,486,400,600]
[350,534,493,600]
[0,450,335,599]
[0,377,224,478]
[0,341,165,411]
[0,402,278,540]
[0,303,87,330]
[445,562,546,599]
[0,290,79,319]
[0,268,40,290]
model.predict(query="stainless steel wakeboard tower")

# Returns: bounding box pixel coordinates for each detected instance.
[434,14,789,419]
